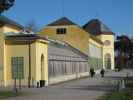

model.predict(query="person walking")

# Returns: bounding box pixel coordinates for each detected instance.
[100,69,105,78]
[90,68,95,77]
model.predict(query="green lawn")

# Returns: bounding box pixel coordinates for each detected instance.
[98,79,133,100]
[99,90,133,100]
[126,80,133,88]
[0,90,23,99]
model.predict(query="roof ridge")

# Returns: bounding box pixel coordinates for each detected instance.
[47,17,77,26]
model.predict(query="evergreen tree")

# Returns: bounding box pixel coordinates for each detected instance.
[0,0,15,14]
[115,35,133,69]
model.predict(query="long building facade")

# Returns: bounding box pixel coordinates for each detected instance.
[48,39,89,84]
[39,17,114,71]
[0,16,115,87]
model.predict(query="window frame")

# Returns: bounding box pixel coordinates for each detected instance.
[11,57,24,79]
[56,28,67,34]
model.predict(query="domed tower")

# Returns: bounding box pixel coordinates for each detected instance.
[83,19,115,70]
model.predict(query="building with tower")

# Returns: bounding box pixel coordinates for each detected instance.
[40,17,115,70]
[0,16,115,87]
[83,19,115,70]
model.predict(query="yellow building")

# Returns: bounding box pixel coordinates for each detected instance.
[83,19,115,70]
[0,16,49,87]
[0,16,115,87]
[39,17,90,55]
[39,17,115,70]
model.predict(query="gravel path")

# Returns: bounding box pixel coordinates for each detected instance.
[2,69,133,100]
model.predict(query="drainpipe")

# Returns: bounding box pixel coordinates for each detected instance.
[28,42,31,88]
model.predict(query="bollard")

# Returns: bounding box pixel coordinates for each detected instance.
[19,78,21,90]
[116,80,121,91]
[121,80,125,89]
[117,80,125,91]
[13,78,18,93]
[117,80,120,91]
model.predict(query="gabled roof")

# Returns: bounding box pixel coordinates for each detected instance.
[47,17,77,26]
[0,15,23,29]
[83,19,114,35]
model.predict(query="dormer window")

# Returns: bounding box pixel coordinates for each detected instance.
[56,28,66,34]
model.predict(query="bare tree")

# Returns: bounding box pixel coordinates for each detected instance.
[25,20,39,32]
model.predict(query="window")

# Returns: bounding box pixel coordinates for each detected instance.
[104,40,111,46]
[56,28,67,34]
[104,54,111,69]
[11,57,24,79]
[89,43,102,58]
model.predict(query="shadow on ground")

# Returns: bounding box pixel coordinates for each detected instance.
[105,76,125,79]
[64,85,116,92]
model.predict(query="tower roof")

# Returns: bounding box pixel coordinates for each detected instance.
[47,17,77,26]
[83,19,114,35]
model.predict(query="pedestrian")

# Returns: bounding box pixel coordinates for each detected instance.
[90,68,95,77]
[100,68,105,77]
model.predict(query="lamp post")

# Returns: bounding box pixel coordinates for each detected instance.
[0,0,15,14]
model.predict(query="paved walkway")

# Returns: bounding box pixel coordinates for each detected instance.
[2,69,133,100]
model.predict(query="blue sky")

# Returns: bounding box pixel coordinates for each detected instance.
[3,0,133,36]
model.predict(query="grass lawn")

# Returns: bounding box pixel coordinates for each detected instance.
[99,89,133,100]
[98,79,133,100]
[126,79,133,88]
[0,90,24,99]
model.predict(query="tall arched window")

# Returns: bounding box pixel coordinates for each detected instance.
[41,54,44,80]
[104,54,111,69]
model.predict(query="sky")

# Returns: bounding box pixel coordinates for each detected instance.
[3,0,133,36]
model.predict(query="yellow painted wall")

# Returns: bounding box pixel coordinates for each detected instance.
[89,37,103,58]
[0,28,4,85]
[40,25,91,55]
[30,43,36,84]
[5,45,29,86]
[34,41,48,86]
[97,35,115,70]
[40,25,103,57]
[89,38,103,48]
[0,24,49,87]
[40,25,106,71]
[0,25,21,86]
[5,40,48,86]
[3,25,21,33]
